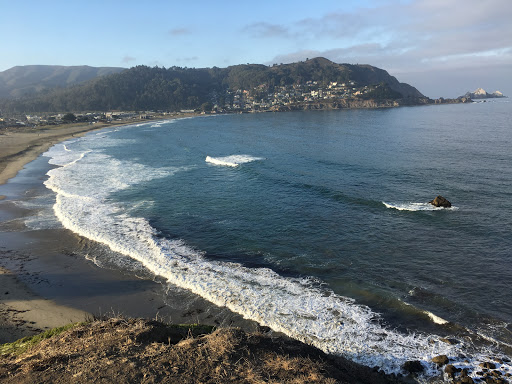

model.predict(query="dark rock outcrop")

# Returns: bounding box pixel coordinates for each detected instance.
[402,360,424,374]
[479,362,497,370]
[429,195,452,208]
[432,354,450,366]
[434,96,473,104]
[444,364,459,378]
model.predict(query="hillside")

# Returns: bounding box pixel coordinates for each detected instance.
[0,317,401,384]
[0,65,125,99]
[0,58,425,114]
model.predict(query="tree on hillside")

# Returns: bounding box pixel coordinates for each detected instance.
[201,102,214,112]
[62,113,76,123]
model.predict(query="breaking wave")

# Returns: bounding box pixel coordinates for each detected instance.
[383,202,458,211]
[41,133,511,380]
[206,155,264,167]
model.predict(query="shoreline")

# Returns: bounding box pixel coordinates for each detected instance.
[0,121,110,342]
[2,111,511,383]
[0,113,261,343]
[0,138,406,384]
[0,266,91,343]
[0,115,197,186]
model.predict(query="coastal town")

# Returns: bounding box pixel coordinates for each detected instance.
[223,80,371,111]
[0,80,444,129]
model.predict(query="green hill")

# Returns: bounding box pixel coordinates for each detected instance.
[0,65,126,99]
[0,58,424,114]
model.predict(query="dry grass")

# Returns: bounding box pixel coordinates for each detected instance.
[0,317,401,384]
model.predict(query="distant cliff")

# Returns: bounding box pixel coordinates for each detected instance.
[462,88,506,99]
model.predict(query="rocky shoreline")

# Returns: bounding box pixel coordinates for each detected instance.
[265,96,471,112]
[402,354,512,384]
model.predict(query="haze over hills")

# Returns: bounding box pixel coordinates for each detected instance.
[0,58,425,114]
[0,65,126,99]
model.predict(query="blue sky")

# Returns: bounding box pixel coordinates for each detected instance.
[2,0,511,98]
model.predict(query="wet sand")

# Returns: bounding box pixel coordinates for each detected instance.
[0,118,258,344]
[0,123,106,186]
[0,122,105,342]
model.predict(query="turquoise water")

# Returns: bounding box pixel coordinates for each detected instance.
[38,101,512,376]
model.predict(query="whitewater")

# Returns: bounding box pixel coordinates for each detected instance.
[40,108,512,381]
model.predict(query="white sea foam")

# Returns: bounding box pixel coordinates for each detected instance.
[23,211,62,230]
[206,155,264,167]
[424,311,449,325]
[383,202,458,211]
[42,138,511,379]
[45,141,84,166]
[399,298,450,326]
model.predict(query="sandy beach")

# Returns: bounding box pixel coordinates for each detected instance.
[0,116,260,344]
[0,122,104,342]
[0,123,105,186]
[0,266,90,342]
[0,113,196,185]
[0,119,167,342]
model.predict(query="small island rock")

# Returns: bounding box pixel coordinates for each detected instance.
[429,195,452,208]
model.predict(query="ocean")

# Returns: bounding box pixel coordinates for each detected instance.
[12,101,512,378]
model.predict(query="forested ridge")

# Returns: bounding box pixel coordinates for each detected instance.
[0,58,424,113]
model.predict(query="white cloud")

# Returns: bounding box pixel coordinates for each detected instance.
[261,0,512,97]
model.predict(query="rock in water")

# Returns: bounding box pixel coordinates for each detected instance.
[402,360,424,374]
[429,195,452,208]
[432,354,450,366]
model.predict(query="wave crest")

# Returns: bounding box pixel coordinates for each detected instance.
[206,155,264,167]
[383,202,458,211]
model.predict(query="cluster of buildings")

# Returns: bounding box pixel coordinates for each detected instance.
[217,81,375,112]
[1,112,112,128]
[1,80,390,128]
[0,111,173,129]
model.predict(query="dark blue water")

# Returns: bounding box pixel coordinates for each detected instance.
[37,101,512,376]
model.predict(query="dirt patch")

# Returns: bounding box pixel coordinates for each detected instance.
[0,317,403,383]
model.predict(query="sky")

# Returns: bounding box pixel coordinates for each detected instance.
[1,0,511,98]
